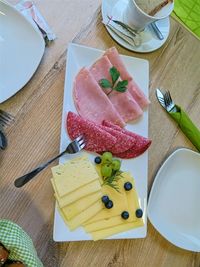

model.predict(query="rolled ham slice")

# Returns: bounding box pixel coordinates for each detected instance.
[104,47,150,109]
[90,56,143,122]
[73,67,125,127]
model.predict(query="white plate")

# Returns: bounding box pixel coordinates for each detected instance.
[102,0,170,53]
[148,148,200,252]
[0,0,45,103]
[53,43,149,241]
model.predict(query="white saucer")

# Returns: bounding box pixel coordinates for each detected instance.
[0,0,45,103]
[101,0,170,53]
[148,148,200,252]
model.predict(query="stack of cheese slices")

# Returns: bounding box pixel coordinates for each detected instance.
[51,155,144,241]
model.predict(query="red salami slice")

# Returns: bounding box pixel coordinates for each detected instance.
[99,125,136,154]
[66,112,117,152]
[102,120,151,158]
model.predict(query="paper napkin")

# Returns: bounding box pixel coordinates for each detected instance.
[15,0,56,44]
[0,220,43,267]
[169,105,200,151]
[172,0,200,40]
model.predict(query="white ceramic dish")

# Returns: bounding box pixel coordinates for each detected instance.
[53,43,149,241]
[0,0,45,103]
[148,148,200,252]
[102,0,170,53]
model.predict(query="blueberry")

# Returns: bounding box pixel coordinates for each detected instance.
[135,209,143,218]
[94,156,102,164]
[101,195,109,204]
[105,200,113,209]
[124,182,133,191]
[121,211,129,220]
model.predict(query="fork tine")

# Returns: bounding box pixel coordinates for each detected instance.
[78,139,85,146]
[163,90,170,106]
[75,135,84,142]
[0,109,14,121]
[79,142,86,149]
[0,110,14,127]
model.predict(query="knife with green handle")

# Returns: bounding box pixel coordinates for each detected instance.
[156,88,200,152]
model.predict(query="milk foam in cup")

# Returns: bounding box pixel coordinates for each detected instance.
[123,0,174,31]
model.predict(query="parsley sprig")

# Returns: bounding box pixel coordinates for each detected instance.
[99,67,128,95]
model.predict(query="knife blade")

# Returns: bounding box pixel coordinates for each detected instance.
[156,88,167,110]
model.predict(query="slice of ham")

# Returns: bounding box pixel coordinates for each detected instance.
[104,47,150,109]
[90,55,143,122]
[99,125,136,154]
[102,120,151,158]
[67,112,117,152]
[73,67,125,127]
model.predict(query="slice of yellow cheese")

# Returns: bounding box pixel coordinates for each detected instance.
[84,172,144,235]
[84,179,128,224]
[61,190,102,220]
[122,172,141,222]
[90,220,144,241]
[52,179,101,207]
[60,200,104,230]
[52,156,100,197]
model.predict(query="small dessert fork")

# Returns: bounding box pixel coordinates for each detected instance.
[14,135,86,188]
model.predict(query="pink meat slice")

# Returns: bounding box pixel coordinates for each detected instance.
[104,47,150,109]
[90,55,143,122]
[73,67,125,127]
[99,125,136,154]
[102,120,152,158]
[66,112,117,152]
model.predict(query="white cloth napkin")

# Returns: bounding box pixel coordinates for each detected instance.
[15,0,56,43]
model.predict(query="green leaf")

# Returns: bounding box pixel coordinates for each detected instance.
[114,80,128,93]
[109,67,120,84]
[99,79,112,88]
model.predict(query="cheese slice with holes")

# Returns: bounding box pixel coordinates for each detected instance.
[51,156,100,197]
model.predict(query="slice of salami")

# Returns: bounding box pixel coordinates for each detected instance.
[102,120,151,158]
[66,112,117,152]
[99,125,136,154]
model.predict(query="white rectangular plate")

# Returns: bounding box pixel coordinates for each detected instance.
[53,43,149,241]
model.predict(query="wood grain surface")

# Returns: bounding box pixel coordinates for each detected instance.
[1,1,200,266]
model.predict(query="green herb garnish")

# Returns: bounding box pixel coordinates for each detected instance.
[99,67,128,95]
[103,170,123,193]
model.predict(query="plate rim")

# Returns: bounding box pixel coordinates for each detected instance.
[53,42,150,241]
[147,147,200,252]
[101,0,170,53]
[0,0,45,103]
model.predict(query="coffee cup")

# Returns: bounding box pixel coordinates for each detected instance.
[123,0,174,31]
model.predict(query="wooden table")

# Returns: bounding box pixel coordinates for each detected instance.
[1,1,200,266]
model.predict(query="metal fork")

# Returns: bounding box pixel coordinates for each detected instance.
[156,89,177,112]
[163,90,177,112]
[14,135,86,188]
[0,109,15,127]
